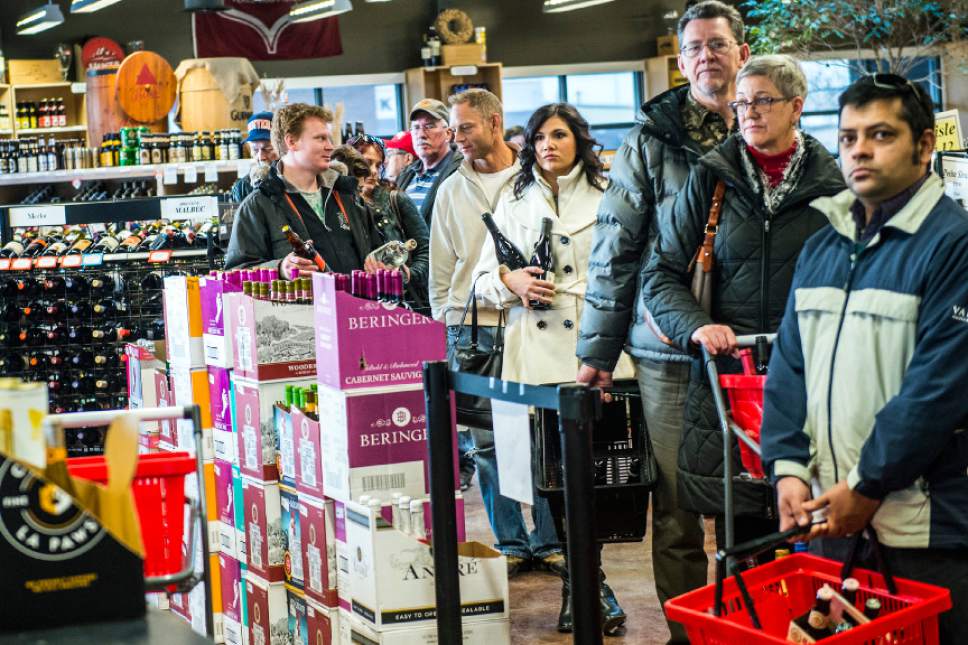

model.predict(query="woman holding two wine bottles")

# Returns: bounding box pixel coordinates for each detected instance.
[472,103,634,636]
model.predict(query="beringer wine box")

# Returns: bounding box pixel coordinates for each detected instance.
[311,272,446,391]
[316,383,458,504]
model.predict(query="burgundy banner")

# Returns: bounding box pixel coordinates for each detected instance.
[192,0,342,61]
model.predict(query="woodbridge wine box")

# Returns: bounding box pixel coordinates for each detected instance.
[311,273,446,391]
[299,495,337,608]
[307,599,337,645]
[316,384,457,503]
[232,293,316,382]
[246,572,288,645]
[293,405,323,499]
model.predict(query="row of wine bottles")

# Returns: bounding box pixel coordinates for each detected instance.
[0,219,218,258]
[0,320,164,347]
[20,181,156,205]
[1,272,119,296]
[0,345,127,372]
[0,299,140,323]
[482,212,554,310]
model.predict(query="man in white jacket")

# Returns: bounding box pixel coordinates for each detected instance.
[431,89,564,578]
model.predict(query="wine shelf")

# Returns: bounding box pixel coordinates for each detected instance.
[0,158,253,187]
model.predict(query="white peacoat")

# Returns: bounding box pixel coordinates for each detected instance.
[474,162,634,386]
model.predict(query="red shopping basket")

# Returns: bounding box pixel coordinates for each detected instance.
[719,373,766,478]
[67,451,195,579]
[665,553,951,644]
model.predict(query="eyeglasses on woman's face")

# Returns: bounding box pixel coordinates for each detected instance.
[729,96,793,116]
[680,38,734,59]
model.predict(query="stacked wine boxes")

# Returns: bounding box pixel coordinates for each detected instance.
[157,270,511,645]
[311,272,510,644]
[161,275,224,641]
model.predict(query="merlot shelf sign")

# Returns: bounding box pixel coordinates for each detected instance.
[8,204,67,228]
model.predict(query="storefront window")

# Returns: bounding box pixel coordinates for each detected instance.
[503,76,560,129]
[565,72,637,126]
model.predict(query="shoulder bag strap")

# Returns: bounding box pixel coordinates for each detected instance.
[691,180,727,273]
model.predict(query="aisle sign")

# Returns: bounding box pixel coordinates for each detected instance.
[161,195,218,221]
[183,164,198,183]
[163,165,179,185]
[940,154,968,200]
[204,163,219,183]
[8,204,66,228]
[935,110,965,151]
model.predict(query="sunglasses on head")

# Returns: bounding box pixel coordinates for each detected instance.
[347,133,386,154]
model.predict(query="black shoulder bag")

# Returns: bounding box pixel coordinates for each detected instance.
[452,273,505,430]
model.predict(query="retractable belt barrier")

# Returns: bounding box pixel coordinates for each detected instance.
[422,363,605,645]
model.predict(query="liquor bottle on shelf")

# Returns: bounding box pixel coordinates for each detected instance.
[47,350,65,368]
[67,300,91,318]
[16,327,45,347]
[63,274,89,294]
[21,234,50,257]
[66,325,92,343]
[45,324,68,344]
[89,274,115,294]
[528,216,555,310]
[91,299,118,316]
[47,373,63,394]
[43,276,65,292]
[427,25,442,66]
[16,277,42,297]
[1,303,20,323]
[481,212,528,269]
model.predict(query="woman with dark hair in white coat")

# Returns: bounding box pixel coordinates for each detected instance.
[474,102,633,636]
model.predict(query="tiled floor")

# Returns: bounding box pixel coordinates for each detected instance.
[461,476,720,644]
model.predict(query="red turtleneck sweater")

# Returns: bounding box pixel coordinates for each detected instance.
[746,140,797,188]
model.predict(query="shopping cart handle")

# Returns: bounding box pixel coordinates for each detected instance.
[734,333,775,347]
[715,522,814,563]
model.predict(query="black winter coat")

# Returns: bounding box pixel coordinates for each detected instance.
[225,162,377,272]
[641,132,846,516]
[365,185,430,312]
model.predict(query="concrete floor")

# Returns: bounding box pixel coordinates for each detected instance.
[461,477,719,644]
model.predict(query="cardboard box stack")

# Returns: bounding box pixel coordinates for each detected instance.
[150,269,510,645]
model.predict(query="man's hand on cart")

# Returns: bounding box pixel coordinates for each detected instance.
[576,364,614,402]
[691,324,740,357]
[801,481,881,539]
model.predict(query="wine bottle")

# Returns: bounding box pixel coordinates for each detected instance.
[140,271,164,291]
[863,597,881,620]
[280,225,327,272]
[368,239,417,269]
[788,586,835,642]
[64,274,89,294]
[66,325,93,343]
[1,302,20,323]
[21,235,50,257]
[528,216,555,310]
[88,232,120,254]
[43,276,66,292]
[91,299,117,316]
[67,300,91,318]
[15,277,41,297]
[0,278,17,298]
[45,324,68,344]
[481,212,527,269]
[89,274,114,294]
[0,238,25,258]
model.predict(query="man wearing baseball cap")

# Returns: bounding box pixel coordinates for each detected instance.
[383,131,416,184]
[231,111,279,203]
[395,99,461,225]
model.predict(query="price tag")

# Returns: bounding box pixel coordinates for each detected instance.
[60,255,82,268]
[8,204,67,228]
[35,256,58,269]
[161,195,218,221]
[11,258,33,271]
[163,165,178,185]
[204,163,219,183]
[148,250,173,264]
[82,254,104,266]
[183,164,198,183]
[0,259,10,270]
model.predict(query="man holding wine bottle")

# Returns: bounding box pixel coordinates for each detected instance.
[225,103,377,276]
[575,3,750,641]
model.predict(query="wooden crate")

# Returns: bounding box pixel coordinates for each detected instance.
[441,44,487,67]
[8,59,62,85]
[405,63,503,107]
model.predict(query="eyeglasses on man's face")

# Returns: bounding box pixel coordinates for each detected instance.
[729,96,794,115]
[409,121,447,134]
[680,38,735,59]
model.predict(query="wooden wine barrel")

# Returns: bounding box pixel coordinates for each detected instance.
[178,64,254,133]
[116,51,176,125]
[86,64,135,146]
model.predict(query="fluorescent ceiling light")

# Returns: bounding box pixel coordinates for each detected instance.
[70,0,123,13]
[542,0,615,12]
[290,0,352,22]
[17,2,65,35]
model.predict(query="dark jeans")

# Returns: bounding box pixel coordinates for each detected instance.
[811,537,968,645]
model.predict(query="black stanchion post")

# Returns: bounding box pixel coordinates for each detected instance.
[558,384,603,645]
[422,361,462,643]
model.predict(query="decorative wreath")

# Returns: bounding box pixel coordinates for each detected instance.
[435,9,474,45]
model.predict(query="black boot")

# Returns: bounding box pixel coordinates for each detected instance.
[557,578,573,633]
[600,579,627,636]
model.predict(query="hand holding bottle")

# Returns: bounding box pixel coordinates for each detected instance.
[500,265,555,308]
[281,252,320,279]
[363,256,410,283]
